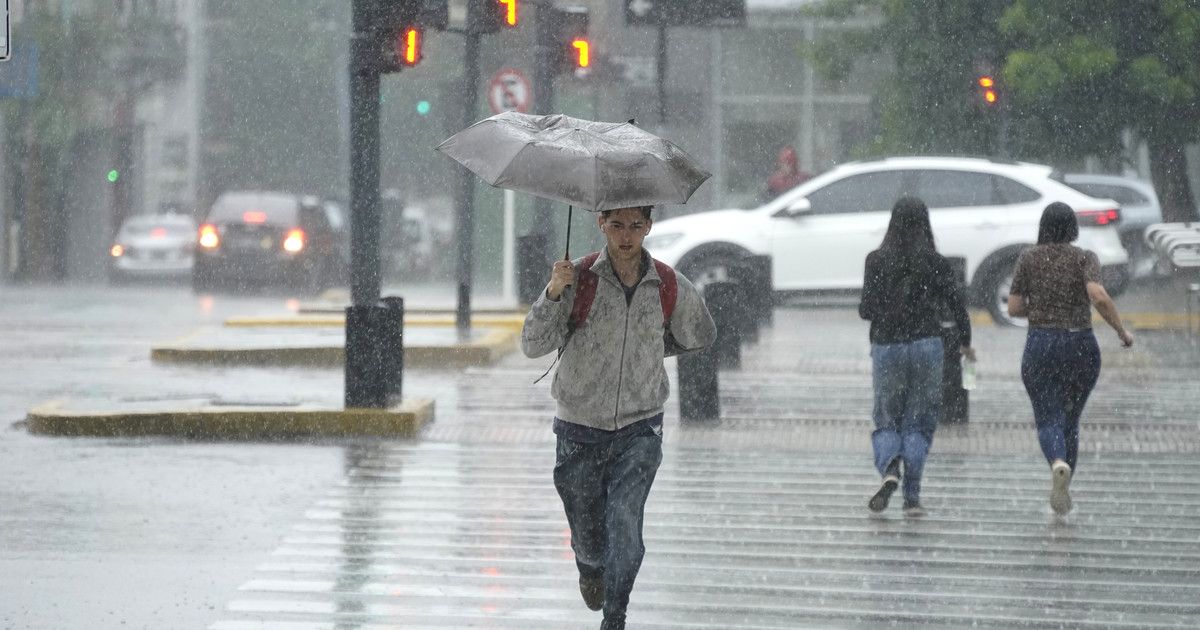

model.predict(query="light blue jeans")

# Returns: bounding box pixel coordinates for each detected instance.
[870,336,944,503]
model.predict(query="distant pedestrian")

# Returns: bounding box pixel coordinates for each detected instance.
[1007,202,1134,515]
[859,197,973,517]
[521,205,716,630]
[765,145,812,200]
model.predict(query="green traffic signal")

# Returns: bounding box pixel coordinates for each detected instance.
[416,100,431,116]
[106,170,120,183]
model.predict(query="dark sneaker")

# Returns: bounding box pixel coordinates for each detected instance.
[868,475,900,512]
[1050,460,1073,515]
[902,499,927,517]
[600,613,626,630]
[579,572,604,611]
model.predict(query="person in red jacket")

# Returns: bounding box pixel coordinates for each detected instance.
[766,145,812,199]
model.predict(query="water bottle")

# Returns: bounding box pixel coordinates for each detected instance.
[961,357,977,391]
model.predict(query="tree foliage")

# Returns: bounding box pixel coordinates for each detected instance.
[999,0,1199,220]
[806,0,1199,221]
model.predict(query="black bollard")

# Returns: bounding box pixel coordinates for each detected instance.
[940,256,969,424]
[704,281,745,369]
[379,296,405,405]
[677,344,720,422]
[345,304,387,408]
[744,254,775,328]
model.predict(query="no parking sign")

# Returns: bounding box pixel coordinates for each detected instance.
[487,68,531,114]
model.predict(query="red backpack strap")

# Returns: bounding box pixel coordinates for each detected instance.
[568,252,602,330]
[653,258,677,328]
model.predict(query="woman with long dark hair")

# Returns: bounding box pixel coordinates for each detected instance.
[859,197,973,516]
[1008,202,1133,515]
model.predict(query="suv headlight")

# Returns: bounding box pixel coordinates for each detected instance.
[643,233,684,250]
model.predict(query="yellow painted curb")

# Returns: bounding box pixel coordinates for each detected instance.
[969,309,1195,331]
[150,329,519,368]
[224,313,527,331]
[26,398,435,439]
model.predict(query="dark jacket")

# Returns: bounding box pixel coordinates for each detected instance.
[858,248,971,346]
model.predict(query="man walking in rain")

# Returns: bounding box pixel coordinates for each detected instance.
[522,205,716,630]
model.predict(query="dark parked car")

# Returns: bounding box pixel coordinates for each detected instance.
[193,191,346,293]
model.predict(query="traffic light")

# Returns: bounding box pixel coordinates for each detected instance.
[468,0,519,34]
[977,75,998,105]
[377,1,423,73]
[500,0,519,27]
[541,5,589,74]
[397,26,422,66]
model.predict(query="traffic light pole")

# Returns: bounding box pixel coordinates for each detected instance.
[656,23,668,126]
[345,0,389,408]
[526,3,558,288]
[454,30,483,336]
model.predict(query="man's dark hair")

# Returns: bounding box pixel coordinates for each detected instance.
[600,205,653,221]
[1037,202,1079,244]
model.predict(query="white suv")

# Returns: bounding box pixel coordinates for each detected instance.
[645,156,1130,325]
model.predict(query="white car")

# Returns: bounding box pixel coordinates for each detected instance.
[644,156,1130,325]
[109,213,197,282]
[1062,173,1163,258]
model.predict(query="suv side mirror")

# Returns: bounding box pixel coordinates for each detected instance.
[781,198,813,218]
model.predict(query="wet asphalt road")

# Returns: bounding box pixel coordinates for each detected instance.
[1,282,1199,629]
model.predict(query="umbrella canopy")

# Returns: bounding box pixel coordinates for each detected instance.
[436,112,711,212]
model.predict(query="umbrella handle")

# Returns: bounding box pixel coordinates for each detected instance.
[563,205,573,287]
[564,205,572,261]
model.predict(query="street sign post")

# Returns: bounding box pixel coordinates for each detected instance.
[486,67,531,307]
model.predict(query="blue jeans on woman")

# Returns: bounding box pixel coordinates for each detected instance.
[1021,328,1101,471]
[554,424,662,621]
[870,336,943,503]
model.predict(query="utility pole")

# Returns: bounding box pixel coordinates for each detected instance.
[454,28,481,336]
[345,0,389,408]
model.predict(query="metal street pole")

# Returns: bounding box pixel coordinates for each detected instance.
[348,1,382,309]
[454,30,482,335]
[518,2,557,302]
[656,23,668,126]
[345,0,387,408]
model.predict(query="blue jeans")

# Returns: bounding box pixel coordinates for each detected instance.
[870,336,943,503]
[1021,328,1101,471]
[553,427,663,619]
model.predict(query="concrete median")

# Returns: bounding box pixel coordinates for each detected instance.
[26,398,435,439]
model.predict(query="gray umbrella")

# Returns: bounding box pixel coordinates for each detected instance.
[436,111,711,256]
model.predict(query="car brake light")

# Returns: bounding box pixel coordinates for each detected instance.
[110,244,125,257]
[150,227,168,238]
[243,210,267,224]
[282,228,305,253]
[1076,208,1121,226]
[198,224,220,249]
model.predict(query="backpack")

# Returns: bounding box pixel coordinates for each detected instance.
[568,251,678,331]
[533,251,678,385]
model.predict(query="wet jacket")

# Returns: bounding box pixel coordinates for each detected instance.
[522,248,716,431]
[859,248,971,346]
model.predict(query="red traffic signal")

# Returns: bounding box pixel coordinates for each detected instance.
[572,38,590,68]
[977,75,998,105]
[396,26,422,66]
[499,0,518,27]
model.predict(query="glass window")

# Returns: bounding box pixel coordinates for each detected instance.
[1067,182,1149,206]
[209,194,298,225]
[993,176,1041,204]
[915,170,996,208]
[805,171,905,215]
